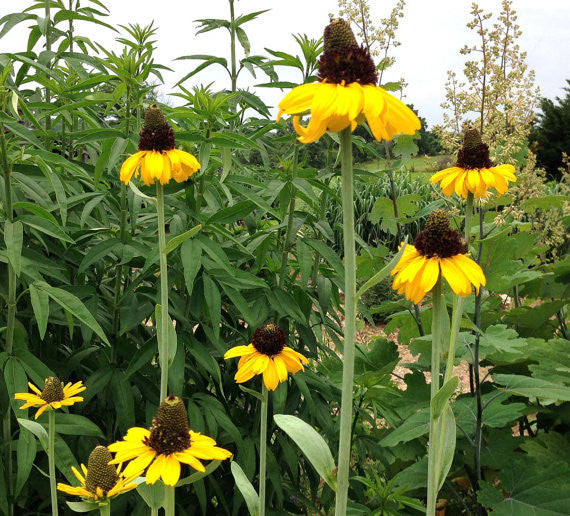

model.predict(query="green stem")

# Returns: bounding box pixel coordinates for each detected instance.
[111,93,132,341]
[150,508,158,516]
[1,122,15,516]
[427,277,443,515]
[259,384,268,516]
[164,485,175,516]
[444,193,474,383]
[278,146,299,287]
[229,0,237,92]
[99,502,110,516]
[156,183,169,400]
[334,127,356,516]
[48,410,58,516]
[44,0,52,137]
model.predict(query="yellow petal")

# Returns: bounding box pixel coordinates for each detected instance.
[278,82,321,116]
[224,345,254,360]
[161,454,181,486]
[145,455,165,485]
[273,356,289,382]
[263,358,279,391]
[119,151,144,184]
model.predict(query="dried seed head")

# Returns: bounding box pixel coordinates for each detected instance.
[84,446,119,495]
[40,377,64,403]
[138,104,175,152]
[318,19,377,85]
[144,396,191,456]
[456,126,492,170]
[414,210,466,259]
[252,322,286,357]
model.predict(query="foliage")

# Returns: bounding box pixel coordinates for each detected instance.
[0,1,568,515]
[530,80,570,180]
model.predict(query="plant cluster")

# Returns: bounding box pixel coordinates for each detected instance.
[0,1,568,516]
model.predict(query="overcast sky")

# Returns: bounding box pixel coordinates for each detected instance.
[1,0,569,128]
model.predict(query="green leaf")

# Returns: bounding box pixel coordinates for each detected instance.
[202,274,221,342]
[493,374,570,402]
[431,376,459,420]
[4,220,23,276]
[230,461,259,516]
[176,460,221,486]
[78,238,122,273]
[273,414,337,491]
[136,482,165,510]
[35,283,109,345]
[15,427,36,497]
[20,215,74,244]
[65,500,101,512]
[29,283,49,339]
[52,414,104,438]
[356,238,407,300]
[155,304,177,366]
[164,224,202,256]
[434,405,456,491]
[181,239,202,297]
[110,370,135,434]
[17,418,48,450]
[380,408,429,447]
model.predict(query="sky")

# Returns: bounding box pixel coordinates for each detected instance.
[1,0,569,128]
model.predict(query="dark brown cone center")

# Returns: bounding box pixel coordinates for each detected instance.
[456,127,493,169]
[138,104,176,152]
[414,210,466,259]
[143,396,191,456]
[41,377,64,403]
[318,18,378,85]
[252,323,286,357]
[84,446,119,495]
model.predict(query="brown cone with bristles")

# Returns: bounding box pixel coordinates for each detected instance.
[456,126,492,170]
[41,377,64,403]
[323,18,357,53]
[414,209,466,259]
[138,105,175,152]
[84,446,119,495]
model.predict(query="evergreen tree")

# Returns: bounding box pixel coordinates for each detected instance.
[531,80,570,180]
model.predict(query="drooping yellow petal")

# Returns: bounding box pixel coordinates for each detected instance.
[145,454,166,485]
[161,454,181,486]
[273,356,289,383]
[278,82,321,118]
[262,358,279,391]
[176,450,206,472]
[119,151,145,184]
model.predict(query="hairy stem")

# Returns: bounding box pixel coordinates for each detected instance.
[334,127,356,515]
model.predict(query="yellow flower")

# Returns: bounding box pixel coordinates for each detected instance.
[119,104,200,186]
[57,446,138,501]
[277,19,420,144]
[224,322,309,391]
[108,396,232,487]
[391,210,486,304]
[14,377,85,420]
[430,164,516,199]
[430,127,516,198]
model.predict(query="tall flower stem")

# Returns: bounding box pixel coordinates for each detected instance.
[426,277,443,515]
[156,183,169,400]
[229,0,237,92]
[259,384,268,516]
[1,120,16,516]
[278,145,299,287]
[473,206,485,515]
[444,193,474,382]
[151,509,158,516]
[164,485,175,516]
[99,503,110,516]
[44,0,52,137]
[334,127,356,516]
[48,410,58,516]
[112,91,132,342]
